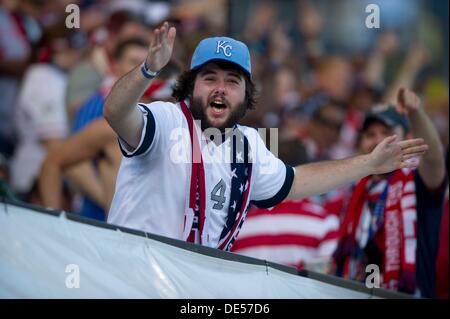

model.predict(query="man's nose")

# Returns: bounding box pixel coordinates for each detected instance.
[213,79,226,95]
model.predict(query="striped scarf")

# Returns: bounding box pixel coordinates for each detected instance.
[334,169,417,294]
[180,100,253,251]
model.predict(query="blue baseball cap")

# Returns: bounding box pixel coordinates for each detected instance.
[190,36,252,78]
[363,104,410,133]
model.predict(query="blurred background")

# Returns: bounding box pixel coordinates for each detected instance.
[0,0,448,298]
[0,0,448,167]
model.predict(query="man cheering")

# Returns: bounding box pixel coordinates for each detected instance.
[103,22,427,251]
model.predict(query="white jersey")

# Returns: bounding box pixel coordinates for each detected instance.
[108,101,294,248]
[10,64,69,193]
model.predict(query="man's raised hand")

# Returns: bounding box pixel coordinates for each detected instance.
[146,22,176,73]
[397,87,422,115]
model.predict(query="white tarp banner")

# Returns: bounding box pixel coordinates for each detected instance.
[0,202,377,299]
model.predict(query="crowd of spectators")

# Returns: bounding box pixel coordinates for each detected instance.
[0,0,447,298]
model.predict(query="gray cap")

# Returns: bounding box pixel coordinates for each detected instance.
[362,104,410,133]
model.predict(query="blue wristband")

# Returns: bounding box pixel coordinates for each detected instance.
[141,61,159,79]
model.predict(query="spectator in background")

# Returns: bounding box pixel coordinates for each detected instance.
[261,67,302,136]
[333,88,447,297]
[335,34,431,161]
[274,99,351,215]
[340,33,400,152]
[296,0,324,65]
[58,37,150,220]
[0,0,43,158]
[295,101,346,162]
[39,118,121,217]
[309,56,353,106]
[38,56,182,218]
[72,38,150,133]
[9,20,87,205]
[305,56,359,160]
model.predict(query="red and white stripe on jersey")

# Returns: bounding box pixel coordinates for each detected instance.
[231,199,340,269]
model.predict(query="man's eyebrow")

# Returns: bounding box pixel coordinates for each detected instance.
[198,68,242,80]
[227,71,243,80]
[198,69,217,76]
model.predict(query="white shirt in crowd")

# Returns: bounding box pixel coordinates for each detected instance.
[11,64,69,193]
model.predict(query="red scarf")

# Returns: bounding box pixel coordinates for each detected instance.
[180,101,206,245]
[334,169,417,294]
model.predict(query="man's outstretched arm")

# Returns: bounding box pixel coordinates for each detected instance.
[287,135,428,200]
[103,22,176,149]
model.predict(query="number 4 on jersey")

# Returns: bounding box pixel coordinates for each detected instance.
[211,179,226,210]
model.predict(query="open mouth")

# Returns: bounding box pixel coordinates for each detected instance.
[209,99,228,115]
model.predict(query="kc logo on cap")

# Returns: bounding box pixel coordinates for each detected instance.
[190,36,252,78]
[216,40,233,57]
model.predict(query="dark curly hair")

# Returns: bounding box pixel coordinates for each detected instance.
[172,60,257,110]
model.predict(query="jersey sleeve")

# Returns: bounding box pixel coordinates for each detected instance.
[118,101,182,160]
[247,128,295,208]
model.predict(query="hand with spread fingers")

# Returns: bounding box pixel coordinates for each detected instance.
[145,21,177,73]
[368,135,428,175]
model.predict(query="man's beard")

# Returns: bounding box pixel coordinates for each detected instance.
[189,96,247,132]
